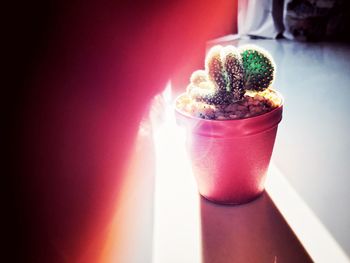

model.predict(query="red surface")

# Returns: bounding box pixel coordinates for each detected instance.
[176,96,283,204]
[8,0,238,262]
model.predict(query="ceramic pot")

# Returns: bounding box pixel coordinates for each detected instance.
[175,92,283,204]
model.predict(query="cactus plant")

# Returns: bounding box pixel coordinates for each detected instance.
[175,43,283,204]
[206,45,245,104]
[187,44,275,106]
[240,45,275,92]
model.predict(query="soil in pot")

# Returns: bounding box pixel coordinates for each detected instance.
[176,89,282,121]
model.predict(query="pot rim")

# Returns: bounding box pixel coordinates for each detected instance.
[174,89,284,123]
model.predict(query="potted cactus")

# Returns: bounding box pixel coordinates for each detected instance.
[175,44,283,204]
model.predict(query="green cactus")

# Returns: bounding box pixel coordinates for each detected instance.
[240,45,275,92]
[187,44,275,106]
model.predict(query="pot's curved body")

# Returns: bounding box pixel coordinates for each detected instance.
[175,93,283,204]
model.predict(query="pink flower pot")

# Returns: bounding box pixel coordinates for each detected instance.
[175,92,283,204]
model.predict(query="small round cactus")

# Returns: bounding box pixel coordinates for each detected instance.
[240,45,275,92]
[190,70,208,86]
[187,70,216,100]
[187,44,275,106]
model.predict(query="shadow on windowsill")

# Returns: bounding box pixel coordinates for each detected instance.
[200,191,313,263]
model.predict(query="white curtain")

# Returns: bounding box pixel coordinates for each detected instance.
[238,0,284,39]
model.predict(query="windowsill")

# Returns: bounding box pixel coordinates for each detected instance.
[151,86,348,262]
